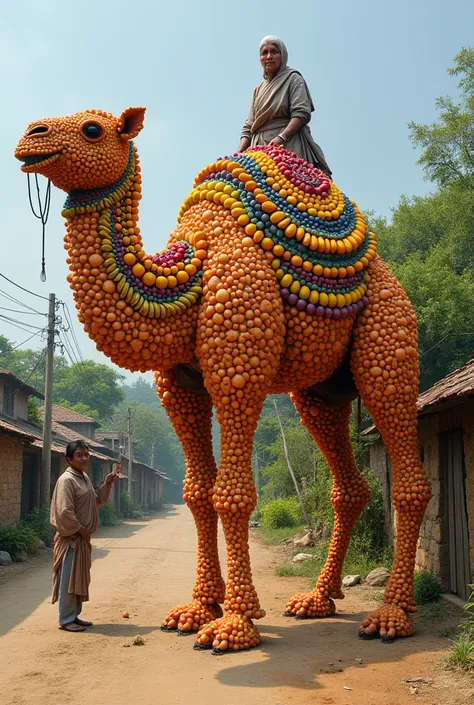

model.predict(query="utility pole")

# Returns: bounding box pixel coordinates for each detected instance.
[41,293,55,508]
[273,398,312,529]
[127,408,133,501]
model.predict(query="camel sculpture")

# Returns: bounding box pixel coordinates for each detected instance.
[15,107,431,653]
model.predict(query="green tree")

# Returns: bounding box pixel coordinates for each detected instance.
[103,402,185,485]
[409,47,474,188]
[56,400,100,421]
[53,361,124,420]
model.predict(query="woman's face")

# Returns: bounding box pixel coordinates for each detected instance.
[260,43,281,78]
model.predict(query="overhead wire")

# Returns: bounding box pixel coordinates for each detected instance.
[0,348,46,406]
[0,272,49,301]
[0,288,47,315]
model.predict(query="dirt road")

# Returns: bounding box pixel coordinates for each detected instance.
[0,506,467,705]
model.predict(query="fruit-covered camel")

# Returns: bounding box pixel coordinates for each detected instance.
[15,107,431,653]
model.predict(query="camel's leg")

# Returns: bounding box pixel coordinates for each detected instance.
[353,258,431,642]
[284,395,370,618]
[156,369,225,635]
[193,236,285,654]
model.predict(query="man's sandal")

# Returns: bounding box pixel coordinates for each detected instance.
[59,623,85,632]
[75,618,93,627]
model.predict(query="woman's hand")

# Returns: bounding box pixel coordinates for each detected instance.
[269,135,286,148]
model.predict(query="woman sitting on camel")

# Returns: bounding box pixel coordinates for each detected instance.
[238,35,332,178]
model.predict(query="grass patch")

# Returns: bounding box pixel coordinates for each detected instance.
[445,634,474,671]
[259,525,306,546]
[272,535,393,584]
[438,626,459,639]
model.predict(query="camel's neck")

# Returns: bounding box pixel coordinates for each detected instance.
[62,144,205,372]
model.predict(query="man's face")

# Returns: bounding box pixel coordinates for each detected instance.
[68,447,89,472]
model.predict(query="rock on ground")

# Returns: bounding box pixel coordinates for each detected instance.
[15,550,29,563]
[342,574,361,587]
[293,530,316,548]
[292,553,314,563]
[0,550,12,565]
[364,567,391,586]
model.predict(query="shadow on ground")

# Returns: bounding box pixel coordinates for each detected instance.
[0,509,174,637]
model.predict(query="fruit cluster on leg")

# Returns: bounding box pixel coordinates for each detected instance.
[157,371,225,632]
[352,258,431,640]
[285,396,370,618]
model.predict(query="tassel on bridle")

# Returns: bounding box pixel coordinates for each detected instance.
[27,174,51,282]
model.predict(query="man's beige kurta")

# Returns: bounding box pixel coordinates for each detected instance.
[50,468,109,603]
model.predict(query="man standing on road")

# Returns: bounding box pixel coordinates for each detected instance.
[50,440,118,632]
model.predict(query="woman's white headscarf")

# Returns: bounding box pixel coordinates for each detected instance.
[259,35,289,78]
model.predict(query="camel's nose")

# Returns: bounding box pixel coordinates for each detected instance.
[26,124,50,137]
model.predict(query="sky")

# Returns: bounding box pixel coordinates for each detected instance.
[1,0,473,382]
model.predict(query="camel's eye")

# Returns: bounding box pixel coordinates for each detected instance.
[82,123,103,140]
[28,125,49,136]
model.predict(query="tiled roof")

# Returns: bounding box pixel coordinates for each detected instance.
[0,367,44,400]
[417,357,474,413]
[96,432,121,440]
[0,413,111,461]
[39,405,100,426]
[0,415,36,440]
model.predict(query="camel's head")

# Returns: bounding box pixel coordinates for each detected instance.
[15,107,145,192]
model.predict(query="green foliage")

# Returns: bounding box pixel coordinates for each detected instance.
[54,361,124,421]
[409,47,474,188]
[99,502,118,526]
[445,634,474,671]
[0,523,38,557]
[119,491,134,519]
[25,507,53,546]
[103,397,185,488]
[57,400,100,421]
[462,583,474,634]
[27,397,42,425]
[260,497,302,529]
[274,539,392,582]
[414,570,442,604]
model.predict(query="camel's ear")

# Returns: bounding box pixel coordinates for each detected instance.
[117,107,146,140]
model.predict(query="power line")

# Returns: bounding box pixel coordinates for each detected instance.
[421,332,474,357]
[0,305,47,316]
[0,313,46,332]
[0,349,46,405]
[60,301,85,364]
[0,272,49,301]
[10,328,47,351]
[0,289,46,316]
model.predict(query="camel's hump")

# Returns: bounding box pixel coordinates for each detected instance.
[180,145,376,319]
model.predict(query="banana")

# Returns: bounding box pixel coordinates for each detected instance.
[125,287,134,303]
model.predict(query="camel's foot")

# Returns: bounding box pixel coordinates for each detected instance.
[161,600,223,635]
[284,590,336,619]
[359,604,415,643]
[194,615,261,655]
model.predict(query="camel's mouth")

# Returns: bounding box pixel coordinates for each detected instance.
[19,152,61,171]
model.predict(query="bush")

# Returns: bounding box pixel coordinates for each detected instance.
[414,570,441,603]
[25,507,54,547]
[99,502,118,526]
[0,523,38,557]
[119,491,142,519]
[260,497,302,529]
[119,491,134,519]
